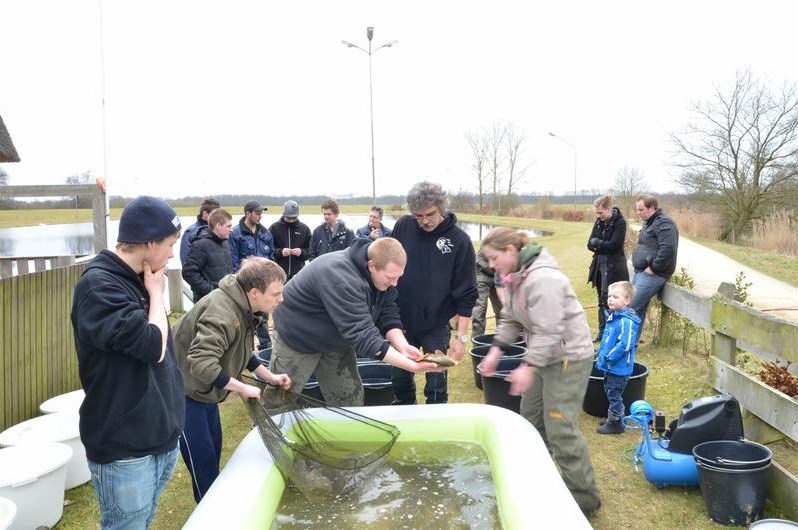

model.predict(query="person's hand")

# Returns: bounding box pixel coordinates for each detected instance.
[478,346,503,377]
[410,360,445,373]
[589,237,601,249]
[142,260,166,295]
[400,344,424,361]
[370,228,380,239]
[506,363,534,395]
[448,338,466,363]
[644,266,654,275]
[240,384,261,399]
[291,248,301,257]
[270,373,292,391]
[282,248,291,257]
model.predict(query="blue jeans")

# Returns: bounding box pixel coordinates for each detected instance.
[88,444,179,530]
[179,397,223,503]
[391,325,450,404]
[630,271,667,324]
[604,373,628,420]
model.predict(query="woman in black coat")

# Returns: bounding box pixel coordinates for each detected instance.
[587,195,629,341]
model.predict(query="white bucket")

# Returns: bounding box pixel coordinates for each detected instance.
[0,497,17,530]
[39,389,85,414]
[0,412,90,489]
[0,442,72,530]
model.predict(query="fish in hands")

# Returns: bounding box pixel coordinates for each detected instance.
[415,349,458,368]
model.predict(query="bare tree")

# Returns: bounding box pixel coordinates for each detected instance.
[65,170,93,208]
[672,71,798,241]
[465,130,489,212]
[612,166,647,218]
[486,122,507,212]
[503,122,528,196]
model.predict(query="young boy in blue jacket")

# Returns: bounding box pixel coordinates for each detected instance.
[596,281,641,434]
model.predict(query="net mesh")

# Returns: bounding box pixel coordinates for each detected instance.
[240,374,400,497]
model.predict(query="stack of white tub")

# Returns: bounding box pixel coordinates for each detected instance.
[0,389,86,530]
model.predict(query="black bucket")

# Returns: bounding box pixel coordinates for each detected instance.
[477,356,522,414]
[694,440,773,471]
[357,360,394,406]
[469,344,526,390]
[695,454,771,526]
[301,375,326,403]
[582,361,649,417]
[471,333,525,347]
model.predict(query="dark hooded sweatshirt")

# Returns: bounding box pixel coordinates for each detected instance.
[391,212,478,333]
[71,250,185,464]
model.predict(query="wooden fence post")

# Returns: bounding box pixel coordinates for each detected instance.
[167,268,184,314]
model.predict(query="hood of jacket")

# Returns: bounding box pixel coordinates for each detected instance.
[191,224,226,244]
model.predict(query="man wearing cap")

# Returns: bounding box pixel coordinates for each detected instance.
[180,197,220,265]
[71,195,185,530]
[229,200,276,347]
[269,199,311,281]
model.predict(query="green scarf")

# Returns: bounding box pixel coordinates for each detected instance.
[517,242,543,270]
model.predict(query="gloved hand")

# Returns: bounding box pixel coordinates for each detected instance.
[589,238,601,250]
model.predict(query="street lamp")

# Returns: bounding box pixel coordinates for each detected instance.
[342,27,397,204]
[548,131,578,207]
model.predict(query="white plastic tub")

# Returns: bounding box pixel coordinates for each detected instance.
[0,497,17,530]
[0,412,90,488]
[186,403,591,529]
[39,389,85,414]
[0,442,72,530]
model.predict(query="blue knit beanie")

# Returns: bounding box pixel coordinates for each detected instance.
[118,196,182,243]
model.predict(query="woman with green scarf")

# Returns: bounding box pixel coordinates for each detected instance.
[479,226,601,517]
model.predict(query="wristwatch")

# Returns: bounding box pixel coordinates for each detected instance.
[456,335,469,344]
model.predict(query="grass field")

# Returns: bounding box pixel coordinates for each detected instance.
[5,209,793,528]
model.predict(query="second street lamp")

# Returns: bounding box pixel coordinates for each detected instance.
[342,26,397,205]
[548,131,578,207]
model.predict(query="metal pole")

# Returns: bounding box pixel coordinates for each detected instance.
[368,38,376,204]
[573,148,578,208]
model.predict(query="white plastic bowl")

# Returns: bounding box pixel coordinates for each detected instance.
[0,442,72,530]
[0,412,90,488]
[39,389,85,414]
[0,497,17,530]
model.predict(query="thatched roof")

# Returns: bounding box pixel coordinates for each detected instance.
[0,114,20,163]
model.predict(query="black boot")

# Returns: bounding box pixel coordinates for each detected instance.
[597,418,624,435]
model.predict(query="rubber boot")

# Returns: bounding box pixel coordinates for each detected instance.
[597,418,624,435]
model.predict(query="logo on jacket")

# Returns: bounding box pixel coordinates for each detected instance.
[436,237,453,254]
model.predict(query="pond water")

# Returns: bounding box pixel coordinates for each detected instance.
[0,213,543,262]
[273,441,498,530]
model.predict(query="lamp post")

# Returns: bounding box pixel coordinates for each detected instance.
[548,131,578,207]
[342,27,397,204]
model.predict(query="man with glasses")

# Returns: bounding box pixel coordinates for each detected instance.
[390,181,477,404]
[355,206,392,239]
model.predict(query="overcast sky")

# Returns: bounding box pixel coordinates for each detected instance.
[2,0,798,200]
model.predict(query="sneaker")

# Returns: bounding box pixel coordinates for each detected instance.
[597,419,625,435]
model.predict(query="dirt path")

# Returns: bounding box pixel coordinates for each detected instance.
[675,236,798,322]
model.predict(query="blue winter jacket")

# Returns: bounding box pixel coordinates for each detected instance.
[229,217,275,271]
[595,307,641,377]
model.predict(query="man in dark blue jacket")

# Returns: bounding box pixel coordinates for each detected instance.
[229,200,275,347]
[391,181,478,405]
[271,237,442,405]
[630,194,679,327]
[308,198,354,260]
[71,196,185,530]
[182,208,233,303]
[180,197,219,265]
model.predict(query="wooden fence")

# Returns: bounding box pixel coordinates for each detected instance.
[1,260,87,430]
[0,255,82,279]
[658,282,798,520]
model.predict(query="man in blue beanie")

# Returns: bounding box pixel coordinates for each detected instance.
[72,195,185,530]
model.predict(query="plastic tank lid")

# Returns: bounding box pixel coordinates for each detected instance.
[39,389,85,414]
[0,412,80,447]
[0,442,73,488]
[749,520,798,529]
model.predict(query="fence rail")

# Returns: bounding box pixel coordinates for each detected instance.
[658,282,798,519]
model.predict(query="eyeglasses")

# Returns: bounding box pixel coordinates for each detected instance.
[413,210,440,221]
